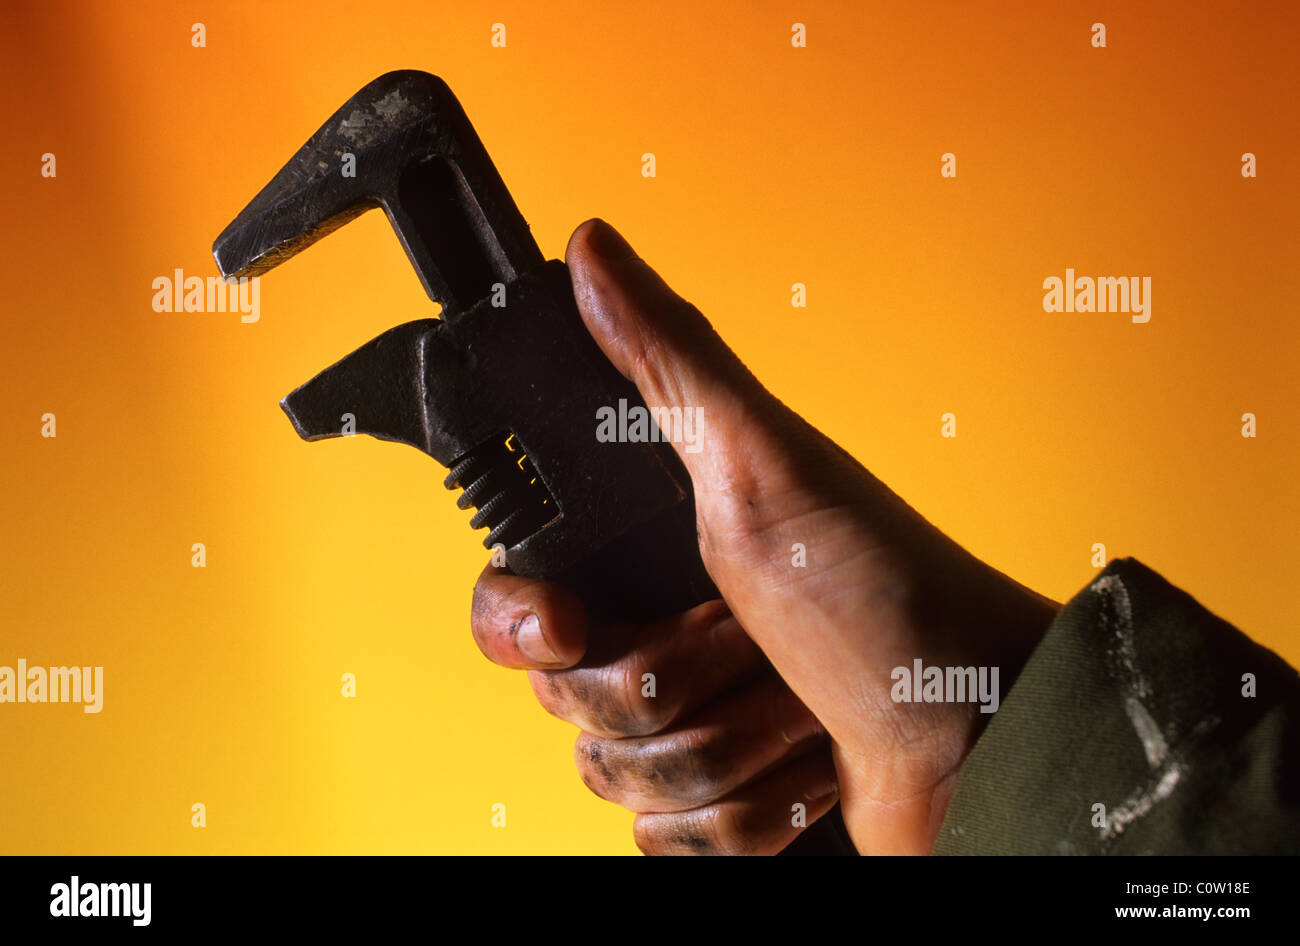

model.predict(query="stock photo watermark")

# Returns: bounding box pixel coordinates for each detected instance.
[0,659,103,713]
[891,659,1000,715]
[152,269,260,323]
[596,398,704,454]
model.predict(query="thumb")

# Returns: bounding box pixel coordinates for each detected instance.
[566,219,840,527]
[565,218,775,462]
[565,217,904,653]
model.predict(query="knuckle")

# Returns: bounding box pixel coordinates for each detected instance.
[540,657,671,738]
[566,668,638,736]
[572,727,733,813]
[527,670,569,721]
[573,732,619,802]
[670,727,729,805]
[633,806,733,856]
[630,335,671,402]
[623,729,726,810]
[633,812,705,856]
[708,804,755,856]
[614,653,672,736]
[632,815,665,855]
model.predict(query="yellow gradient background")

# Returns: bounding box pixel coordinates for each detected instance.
[1,1,1296,854]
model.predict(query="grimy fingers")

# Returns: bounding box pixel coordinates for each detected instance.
[632,748,840,856]
[527,600,766,738]
[574,674,826,813]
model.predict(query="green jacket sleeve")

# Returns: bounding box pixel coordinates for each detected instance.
[934,557,1300,855]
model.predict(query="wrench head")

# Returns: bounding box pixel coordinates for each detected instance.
[213,70,542,315]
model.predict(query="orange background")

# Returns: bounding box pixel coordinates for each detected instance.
[2,1,1296,854]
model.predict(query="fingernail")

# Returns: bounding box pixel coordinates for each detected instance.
[780,702,826,745]
[514,614,559,664]
[586,219,637,261]
[804,777,840,803]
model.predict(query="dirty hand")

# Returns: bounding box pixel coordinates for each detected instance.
[470,219,1060,855]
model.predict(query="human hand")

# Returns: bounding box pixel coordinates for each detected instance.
[471,567,839,854]
[471,219,1060,854]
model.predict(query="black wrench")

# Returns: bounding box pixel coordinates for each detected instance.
[214,70,853,855]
